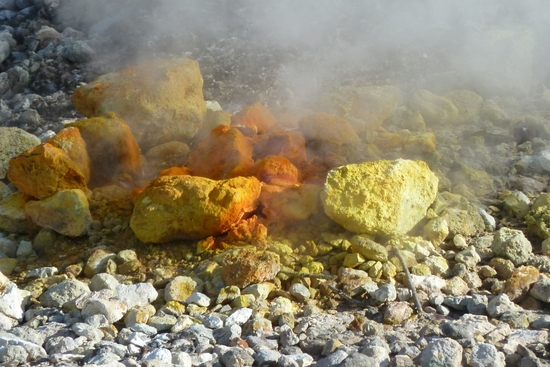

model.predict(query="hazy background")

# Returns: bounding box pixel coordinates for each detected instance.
[55,0,550,107]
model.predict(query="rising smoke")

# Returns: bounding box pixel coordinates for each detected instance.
[55,0,550,106]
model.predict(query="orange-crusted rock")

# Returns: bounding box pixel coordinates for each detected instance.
[221,248,280,288]
[67,114,142,187]
[158,166,191,177]
[298,112,360,145]
[7,143,88,200]
[130,175,262,243]
[72,58,206,151]
[0,192,40,234]
[260,183,322,224]
[188,124,254,180]
[253,129,307,167]
[231,103,277,134]
[224,215,267,244]
[47,127,91,183]
[255,156,300,184]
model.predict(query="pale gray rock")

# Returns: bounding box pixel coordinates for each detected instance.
[81,290,127,323]
[15,240,34,258]
[38,279,90,308]
[26,266,58,278]
[279,324,299,347]
[529,277,550,303]
[255,349,282,366]
[0,282,26,321]
[315,349,349,367]
[213,324,241,345]
[115,282,158,309]
[420,338,463,367]
[487,294,518,318]
[147,314,177,332]
[71,322,103,341]
[371,283,397,303]
[492,227,532,266]
[471,343,505,367]
[0,331,46,361]
[0,344,28,365]
[455,246,481,268]
[172,351,192,367]
[289,283,311,302]
[89,273,119,291]
[142,347,172,364]
[185,292,211,307]
[226,307,252,326]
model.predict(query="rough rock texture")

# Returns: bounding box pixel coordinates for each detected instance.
[187,125,254,180]
[47,127,91,183]
[0,127,40,179]
[25,189,92,237]
[319,85,401,134]
[321,159,438,235]
[72,58,206,151]
[492,227,533,266]
[0,193,39,234]
[255,156,300,184]
[408,89,459,126]
[221,249,281,288]
[259,183,321,223]
[7,143,87,200]
[231,102,277,134]
[67,114,142,187]
[130,175,262,243]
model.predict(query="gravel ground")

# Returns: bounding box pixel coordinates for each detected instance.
[1,1,550,366]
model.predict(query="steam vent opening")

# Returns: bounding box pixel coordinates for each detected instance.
[1,0,550,365]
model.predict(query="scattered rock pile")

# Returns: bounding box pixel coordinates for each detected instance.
[0,1,550,367]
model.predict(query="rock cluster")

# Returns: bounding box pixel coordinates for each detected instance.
[1,1,550,366]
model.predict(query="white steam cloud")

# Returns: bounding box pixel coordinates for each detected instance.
[57,0,550,105]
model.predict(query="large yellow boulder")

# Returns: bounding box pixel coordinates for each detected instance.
[7,143,88,200]
[130,175,262,243]
[321,159,438,236]
[72,58,206,151]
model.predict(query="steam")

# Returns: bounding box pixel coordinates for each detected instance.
[56,0,550,106]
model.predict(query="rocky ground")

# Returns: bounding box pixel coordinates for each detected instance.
[1,1,550,367]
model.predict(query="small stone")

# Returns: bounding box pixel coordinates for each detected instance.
[384,302,413,325]
[185,292,211,307]
[216,285,240,304]
[38,279,90,308]
[226,307,252,326]
[492,227,533,266]
[84,249,116,278]
[164,276,204,303]
[419,338,463,367]
[487,294,518,318]
[289,283,311,302]
[455,246,481,268]
[530,277,550,303]
[89,273,119,291]
[350,236,388,261]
